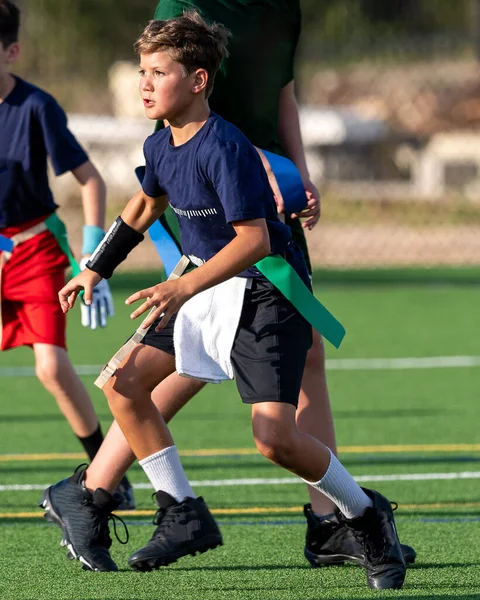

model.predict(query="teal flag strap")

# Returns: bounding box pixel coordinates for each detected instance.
[255,255,346,349]
[44,213,81,277]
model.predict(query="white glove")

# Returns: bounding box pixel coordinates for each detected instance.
[79,257,115,330]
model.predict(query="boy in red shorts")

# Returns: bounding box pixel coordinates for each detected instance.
[0,0,133,505]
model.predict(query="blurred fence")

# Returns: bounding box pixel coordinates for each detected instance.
[13,0,480,269]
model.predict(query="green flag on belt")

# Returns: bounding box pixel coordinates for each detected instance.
[255,254,346,349]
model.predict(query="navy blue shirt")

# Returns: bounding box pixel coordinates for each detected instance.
[0,76,88,227]
[142,112,308,281]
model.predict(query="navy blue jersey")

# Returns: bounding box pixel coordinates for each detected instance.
[142,112,308,281]
[0,76,89,228]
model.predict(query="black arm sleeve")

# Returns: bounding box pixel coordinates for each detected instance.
[86,217,144,279]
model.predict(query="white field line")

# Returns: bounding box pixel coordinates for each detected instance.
[325,356,480,370]
[2,355,480,378]
[2,471,480,492]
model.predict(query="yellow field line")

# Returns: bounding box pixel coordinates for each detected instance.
[2,501,480,520]
[1,443,480,462]
[339,444,480,453]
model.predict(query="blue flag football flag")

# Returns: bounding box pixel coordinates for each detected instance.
[0,234,14,253]
[260,150,307,214]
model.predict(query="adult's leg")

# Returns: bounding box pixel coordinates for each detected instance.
[296,329,337,515]
[282,219,337,513]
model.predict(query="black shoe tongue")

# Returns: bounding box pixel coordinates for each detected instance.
[93,487,120,510]
[155,490,179,509]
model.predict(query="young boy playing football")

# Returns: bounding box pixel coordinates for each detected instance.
[0,0,133,506]
[41,11,406,590]
[55,0,415,574]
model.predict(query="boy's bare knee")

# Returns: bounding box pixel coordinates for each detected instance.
[253,430,293,467]
[104,372,145,412]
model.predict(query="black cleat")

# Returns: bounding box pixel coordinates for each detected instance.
[304,507,363,567]
[116,477,136,511]
[336,488,406,590]
[39,466,127,572]
[128,491,222,572]
[304,504,416,568]
[401,542,416,564]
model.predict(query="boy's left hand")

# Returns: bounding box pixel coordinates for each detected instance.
[126,278,192,331]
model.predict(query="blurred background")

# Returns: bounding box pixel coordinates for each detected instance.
[13,0,480,271]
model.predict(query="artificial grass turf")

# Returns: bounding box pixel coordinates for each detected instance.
[1,519,479,600]
[0,276,479,599]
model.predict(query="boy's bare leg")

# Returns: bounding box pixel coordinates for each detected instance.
[86,337,337,500]
[85,373,205,491]
[251,401,406,589]
[39,346,219,573]
[252,402,332,480]
[103,345,176,459]
[33,343,98,437]
[296,330,337,515]
[251,402,375,522]
[98,344,221,572]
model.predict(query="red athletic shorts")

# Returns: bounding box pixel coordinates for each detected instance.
[0,218,69,350]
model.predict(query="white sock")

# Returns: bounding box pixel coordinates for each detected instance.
[303,450,372,519]
[139,445,196,503]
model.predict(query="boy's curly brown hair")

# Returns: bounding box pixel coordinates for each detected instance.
[134,9,230,98]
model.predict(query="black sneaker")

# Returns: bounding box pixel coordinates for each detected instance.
[128,491,223,572]
[304,504,416,567]
[39,466,128,572]
[116,477,136,511]
[336,488,406,590]
[304,507,363,567]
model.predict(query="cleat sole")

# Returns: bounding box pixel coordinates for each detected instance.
[129,537,223,572]
[304,547,363,568]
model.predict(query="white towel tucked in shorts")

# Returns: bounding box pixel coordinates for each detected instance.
[174,277,248,383]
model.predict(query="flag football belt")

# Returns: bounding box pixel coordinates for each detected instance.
[94,254,190,389]
[0,213,81,276]
[0,222,49,257]
[94,254,346,390]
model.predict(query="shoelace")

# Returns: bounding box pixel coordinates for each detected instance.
[342,501,400,565]
[108,512,129,545]
[74,463,130,545]
[344,512,387,562]
[74,462,89,476]
[80,497,130,547]
[152,506,186,537]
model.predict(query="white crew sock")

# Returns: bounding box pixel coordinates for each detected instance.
[303,449,373,519]
[139,445,196,503]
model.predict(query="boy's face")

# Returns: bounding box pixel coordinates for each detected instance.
[139,51,205,121]
[0,41,19,75]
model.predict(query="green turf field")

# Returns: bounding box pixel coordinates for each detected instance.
[0,272,479,599]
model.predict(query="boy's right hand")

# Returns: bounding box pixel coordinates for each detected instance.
[58,269,103,313]
[78,257,115,330]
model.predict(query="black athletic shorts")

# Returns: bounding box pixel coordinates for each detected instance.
[142,278,312,407]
